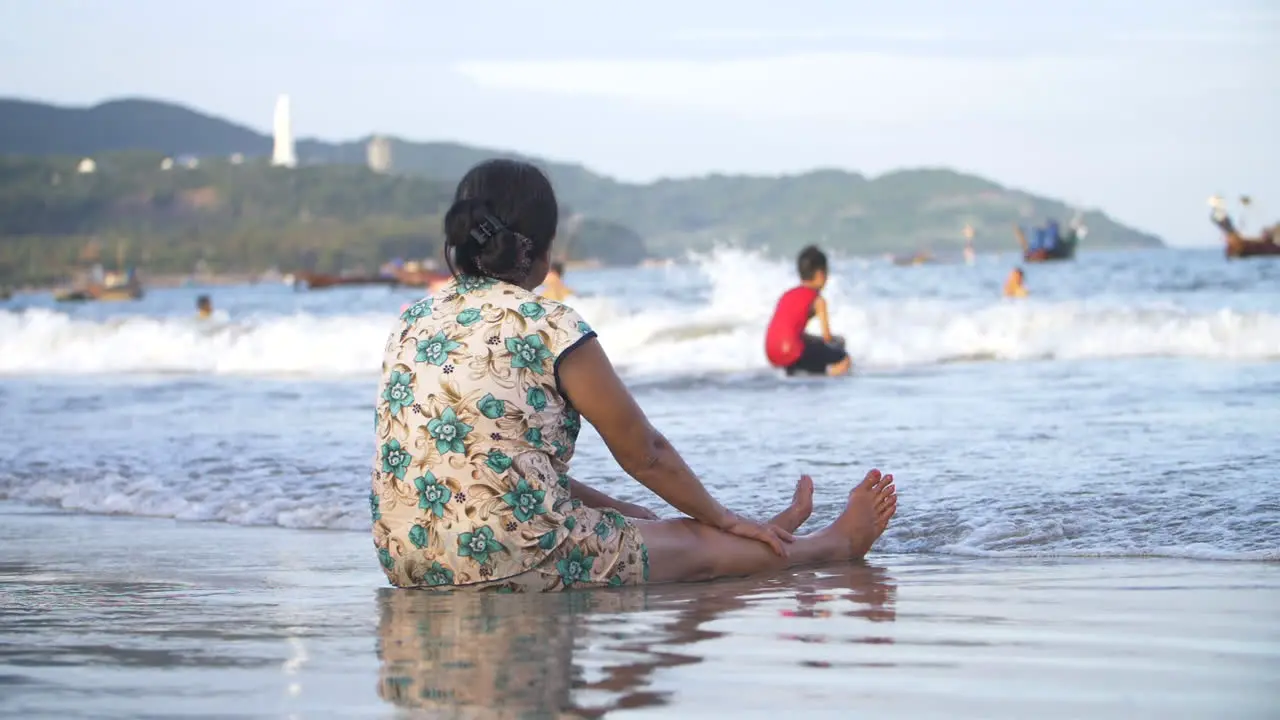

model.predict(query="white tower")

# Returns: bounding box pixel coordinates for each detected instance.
[367,135,392,173]
[271,94,297,168]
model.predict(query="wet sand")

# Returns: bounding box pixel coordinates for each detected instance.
[1,503,1276,719]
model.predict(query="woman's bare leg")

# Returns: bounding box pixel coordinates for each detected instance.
[637,470,897,585]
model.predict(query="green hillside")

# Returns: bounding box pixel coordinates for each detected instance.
[305,136,1162,256]
[0,97,1164,284]
[0,153,644,285]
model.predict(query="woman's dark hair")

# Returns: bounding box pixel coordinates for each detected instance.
[443,159,558,283]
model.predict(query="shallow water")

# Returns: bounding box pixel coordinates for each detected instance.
[1,506,1276,719]
[1,248,1277,560]
[1,247,1278,716]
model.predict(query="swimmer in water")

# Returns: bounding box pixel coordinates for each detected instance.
[540,261,574,302]
[1003,267,1028,298]
[196,295,213,319]
[764,246,853,377]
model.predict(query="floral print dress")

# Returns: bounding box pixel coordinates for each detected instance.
[371,275,649,591]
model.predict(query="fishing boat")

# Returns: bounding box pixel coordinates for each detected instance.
[1013,214,1085,263]
[1209,195,1280,259]
[53,269,145,302]
[53,243,145,302]
[292,271,400,290]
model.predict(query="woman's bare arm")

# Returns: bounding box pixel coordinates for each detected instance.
[558,339,725,523]
[557,339,790,553]
[568,479,658,520]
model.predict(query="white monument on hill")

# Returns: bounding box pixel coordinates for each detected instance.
[367,135,392,173]
[271,94,297,168]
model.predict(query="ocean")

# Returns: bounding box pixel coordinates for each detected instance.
[1,246,1277,718]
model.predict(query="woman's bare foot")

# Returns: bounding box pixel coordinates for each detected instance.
[816,469,896,560]
[874,474,897,535]
[769,475,815,533]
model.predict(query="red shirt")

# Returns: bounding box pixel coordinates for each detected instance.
[765,286,819,367]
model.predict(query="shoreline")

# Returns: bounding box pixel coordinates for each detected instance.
[3,497,1278,563]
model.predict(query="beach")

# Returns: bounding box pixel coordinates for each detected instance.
[2,503,1277,719]
[1,247,1279,717]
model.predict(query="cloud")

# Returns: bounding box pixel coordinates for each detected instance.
[668,27,957,43]
[453,51,1152,125]
[668,24,1273,51]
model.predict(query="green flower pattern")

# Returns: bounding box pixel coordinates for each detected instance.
[456,308,482,326]
[421,562,454,587]
[456,275,497,295]
[593,518,612,540]
[563,409,581,437]
[427,407,472,455]
[500,477,547,523]
[595,510,628,540]
[555,547,595,587]
[518,301,546,320]
[413,472,451,518]
[476,393,505,419]
[415,331,462,367]
[506,334,553,373]
[457,525,505,565]
[401,298,432,323]
[381,439,412,480]
[372,275,646,591]
[485,450,514,474]
[381,369,415,416]
[526,386,547,412]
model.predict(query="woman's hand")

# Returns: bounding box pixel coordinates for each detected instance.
[715,510,794,556]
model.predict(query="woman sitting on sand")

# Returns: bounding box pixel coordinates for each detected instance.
[370,159,897,591]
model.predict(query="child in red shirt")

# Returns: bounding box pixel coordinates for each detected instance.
[764,246,852,376]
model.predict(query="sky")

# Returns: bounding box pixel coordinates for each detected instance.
[1,0,1276,246]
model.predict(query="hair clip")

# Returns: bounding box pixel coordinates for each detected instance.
[469,214,506,246]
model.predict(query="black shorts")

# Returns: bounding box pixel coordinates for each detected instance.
[785,335,848,376]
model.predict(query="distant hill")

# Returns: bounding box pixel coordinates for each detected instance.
[0,97,1165,260]
[0,152,652,285]
[0,98,271,157]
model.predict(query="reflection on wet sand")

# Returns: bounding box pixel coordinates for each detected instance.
[375,563,897,717]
